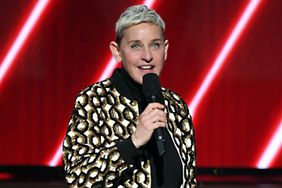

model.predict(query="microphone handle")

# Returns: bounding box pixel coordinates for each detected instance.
[154,127,166,156]
[148,95,166,156]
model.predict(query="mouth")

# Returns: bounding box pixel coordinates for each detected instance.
[138,65,155,70]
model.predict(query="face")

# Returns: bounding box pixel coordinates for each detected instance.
[110,23,169,84]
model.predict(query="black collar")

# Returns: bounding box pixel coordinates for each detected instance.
[110,68,147,112]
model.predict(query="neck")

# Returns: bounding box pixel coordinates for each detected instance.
[110,68,147,112]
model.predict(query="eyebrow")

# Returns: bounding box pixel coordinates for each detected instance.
[128,39,163,44]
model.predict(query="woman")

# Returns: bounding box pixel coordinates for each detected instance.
[63,5,197,188]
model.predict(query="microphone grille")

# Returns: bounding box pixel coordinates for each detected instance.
[142,73,162,99]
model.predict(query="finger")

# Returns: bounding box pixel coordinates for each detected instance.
[149,109,167,122]
[151,112,166,124]
[144,103,165,112]
[142,104,165,118]
[151,103,165,111]
[140,111,167,130]
[152,121,167,129]
[141,108,166,121]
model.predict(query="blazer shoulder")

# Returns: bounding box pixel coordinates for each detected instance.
[78,79,112,96]
[162,88,188,109]
[162,88,193,119]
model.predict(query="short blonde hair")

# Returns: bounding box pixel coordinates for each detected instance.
[115,5,165,44]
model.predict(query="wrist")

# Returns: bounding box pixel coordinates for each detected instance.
[131,134,141,149]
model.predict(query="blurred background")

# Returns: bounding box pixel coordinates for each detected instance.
[0,0,281,187]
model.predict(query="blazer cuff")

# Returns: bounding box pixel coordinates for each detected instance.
[116,136,145,165]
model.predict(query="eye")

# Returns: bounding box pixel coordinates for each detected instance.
[130,44,141,49]
[152,42,160,49]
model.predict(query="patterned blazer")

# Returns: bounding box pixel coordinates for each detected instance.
[63,79,197,188]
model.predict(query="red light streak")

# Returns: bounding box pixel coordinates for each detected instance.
[0,0,50,86]
[97,57,118,81]
[185,0,281,170]
[188,0,262,116]
[257,118,282,168]
[48,140,63,167]
[0,173,13,180]
[143,0,155,8]
[48,0,156,166]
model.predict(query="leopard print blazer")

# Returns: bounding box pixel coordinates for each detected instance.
[63,79,197,188]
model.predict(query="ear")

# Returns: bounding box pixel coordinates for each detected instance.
[109,41,122,62]
[164,40,169,60]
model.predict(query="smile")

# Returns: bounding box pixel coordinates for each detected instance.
[138,65,154,70]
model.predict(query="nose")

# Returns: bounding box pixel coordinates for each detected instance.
[141,47,153,63]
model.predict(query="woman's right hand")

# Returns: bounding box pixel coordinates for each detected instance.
[131,102,167,148]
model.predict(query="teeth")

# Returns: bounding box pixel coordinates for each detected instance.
[140,65,153,69]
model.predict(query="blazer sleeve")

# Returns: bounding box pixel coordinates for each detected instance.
[179,99,197,188]
[62,93,141,188]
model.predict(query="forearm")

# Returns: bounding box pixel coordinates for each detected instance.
[63,116,146,187]
[62,110,128,187]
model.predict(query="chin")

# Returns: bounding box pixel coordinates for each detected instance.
[138,78,143,85]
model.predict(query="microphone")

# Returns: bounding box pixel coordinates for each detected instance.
[142,73,166,156]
